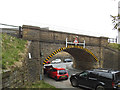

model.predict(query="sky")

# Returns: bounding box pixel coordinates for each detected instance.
[0,0,119,38]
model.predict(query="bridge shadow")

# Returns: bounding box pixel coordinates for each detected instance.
[43,46,99,70]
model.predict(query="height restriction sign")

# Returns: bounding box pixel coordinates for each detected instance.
[73,37,79,43]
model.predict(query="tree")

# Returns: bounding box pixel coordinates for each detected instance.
[111,13,120,44]
[110,14,120,30]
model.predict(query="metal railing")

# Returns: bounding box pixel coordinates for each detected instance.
[0,23,22,38]
[108,38,117,43]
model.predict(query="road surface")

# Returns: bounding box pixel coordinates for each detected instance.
[44,62,87,90]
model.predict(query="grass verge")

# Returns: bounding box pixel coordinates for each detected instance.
[108,43,120,51]
[25,80,61,90]
[1,33,27,69]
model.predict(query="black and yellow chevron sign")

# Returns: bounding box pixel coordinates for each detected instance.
[43,46,99,65]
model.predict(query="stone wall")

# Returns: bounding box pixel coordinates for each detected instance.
[2,68,27,88]
[102,47,120,70]
[28,41,41,81]
[2,56,30,88]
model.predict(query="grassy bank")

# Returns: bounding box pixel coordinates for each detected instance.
[108,43,120,51]
[25,80,61,90]
[1,33,27,69]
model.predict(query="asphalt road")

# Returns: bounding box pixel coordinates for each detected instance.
[44,62,86,90]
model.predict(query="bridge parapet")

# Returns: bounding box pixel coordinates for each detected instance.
[22,25,108,47]
[22,25,40,41]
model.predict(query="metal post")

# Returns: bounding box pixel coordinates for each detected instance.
[75,43,77,46]
[83,40,85,48]
[19,26,21,38]
[66,38,67,47]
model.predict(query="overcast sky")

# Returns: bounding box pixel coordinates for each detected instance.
[0,0,119,38]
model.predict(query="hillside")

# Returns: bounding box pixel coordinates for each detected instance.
[1,33,28,69]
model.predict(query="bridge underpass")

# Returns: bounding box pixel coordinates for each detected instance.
[43,46,99,70]
[64,47,99,70]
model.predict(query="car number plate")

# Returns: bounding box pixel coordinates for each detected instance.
[62,75,65,77]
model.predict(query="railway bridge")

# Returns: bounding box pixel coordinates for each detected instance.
[22,25,120,80]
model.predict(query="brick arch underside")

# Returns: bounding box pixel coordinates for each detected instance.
[43,46,99,70]
[63,48,99,70]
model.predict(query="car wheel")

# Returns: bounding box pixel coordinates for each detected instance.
[96,85,105,90]
[71,79,78,87]
[65,77,68,80]
[55,76,58,81]
[47,74,50,78]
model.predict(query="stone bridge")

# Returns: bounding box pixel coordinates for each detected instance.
[22,25,120,79]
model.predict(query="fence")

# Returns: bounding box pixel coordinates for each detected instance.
[108,38,117,43]
[0,23,22,38]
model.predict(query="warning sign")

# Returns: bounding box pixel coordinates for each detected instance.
[73,37,79,43]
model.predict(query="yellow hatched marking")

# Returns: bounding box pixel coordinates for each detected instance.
[48,57,50,59]
[62,47,65,49]
[44,60,47,62]
[43,46,99,64]
[55,50,57,52]
[81,47,83,49]
[75,46,77,48]
[61,48,63,50]
[77,46,80,48]
[71,46,74,48]
[82,48,98,62]
[63,47,66,49]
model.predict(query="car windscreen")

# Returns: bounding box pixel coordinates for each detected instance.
[115,72,120,80]
[58,70,67,75]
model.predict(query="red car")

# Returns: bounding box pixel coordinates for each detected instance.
[47,68,69,80]
[44,65,53,74]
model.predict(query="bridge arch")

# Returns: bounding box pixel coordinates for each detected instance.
[43,46,99,70]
